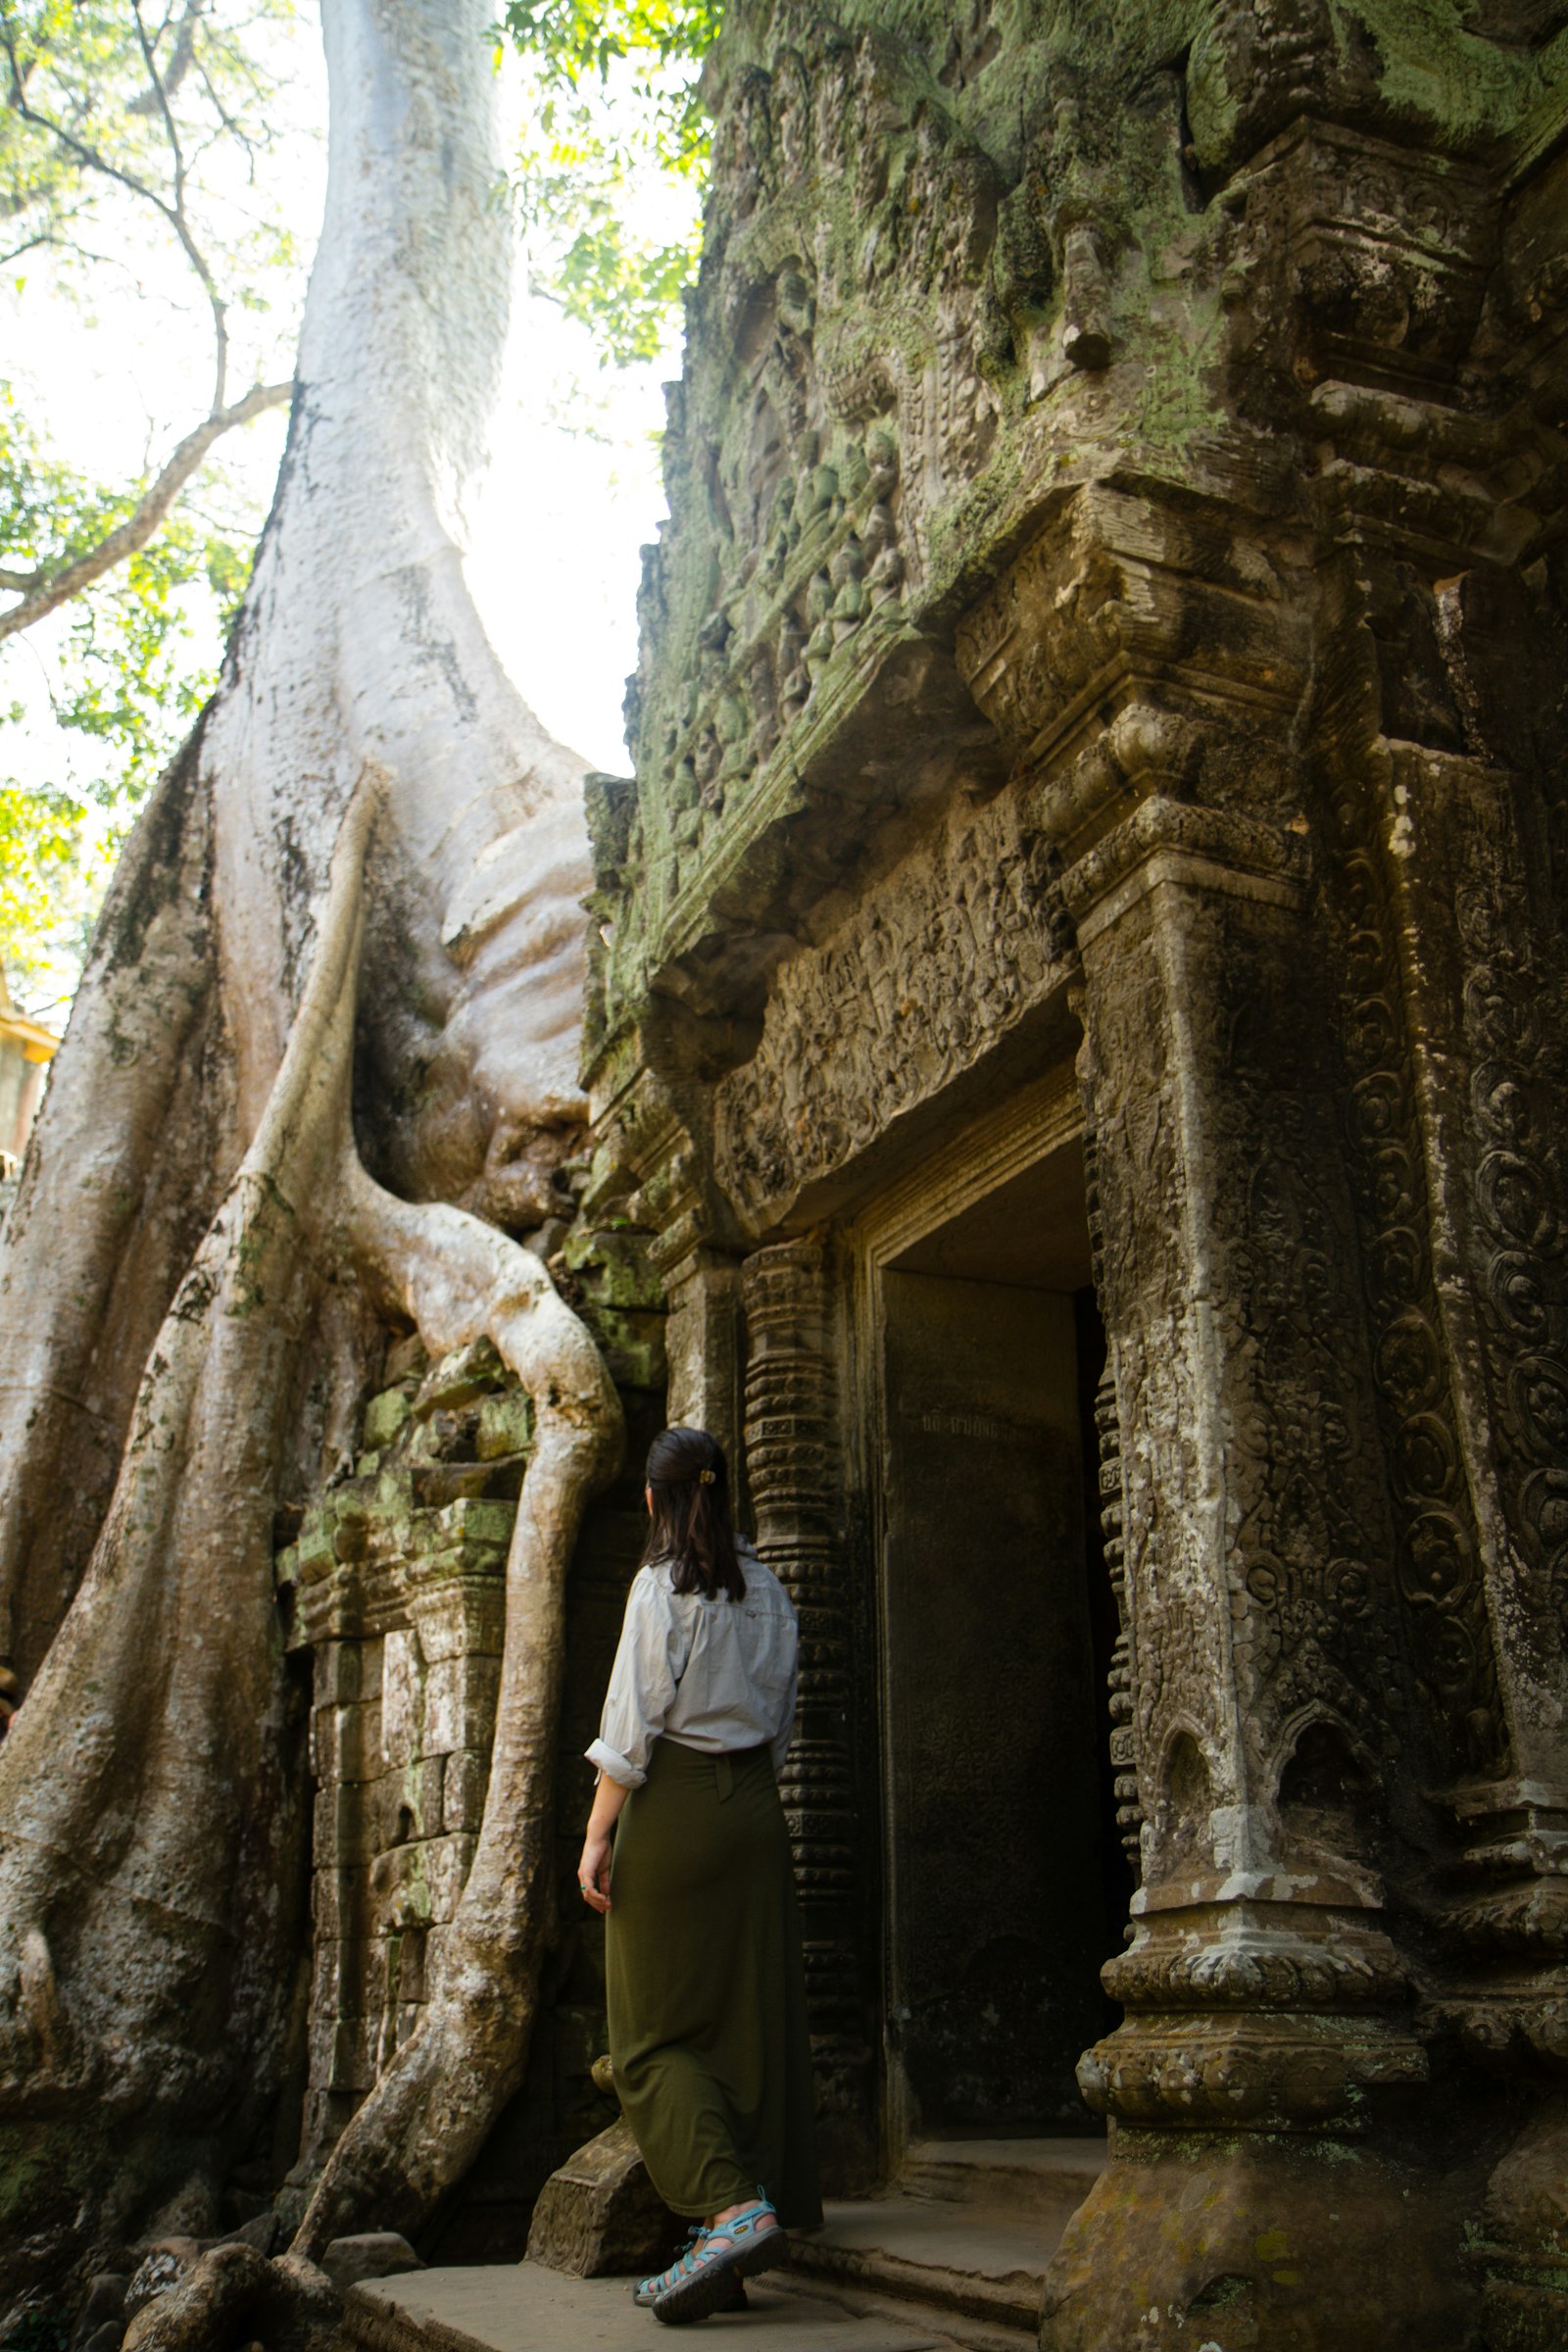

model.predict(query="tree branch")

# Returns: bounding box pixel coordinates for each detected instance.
[0,380,294,645]
[1,1,230,411]
[127,0,227,409]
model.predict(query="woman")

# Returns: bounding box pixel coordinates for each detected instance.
[578,1425,821,2325]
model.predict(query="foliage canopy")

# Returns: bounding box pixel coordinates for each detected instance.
[502,0,719,366]
[0,0,721,1011]
[0,0,309,1006]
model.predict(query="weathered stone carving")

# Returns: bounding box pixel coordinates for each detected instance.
[740,1239,870,2182]
[583,6,1568,2346]
[714,787,1073,1230]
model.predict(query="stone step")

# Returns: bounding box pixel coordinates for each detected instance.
[344,2141,1105,2352]
[896,2135,1106,2218]
[785,2191,1092,2339]
[344,2264,959,2352]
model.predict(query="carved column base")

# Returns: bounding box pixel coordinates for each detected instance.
[1080,2011,1427,2132]
[1437,1791,1568,2350]
[1469,2092,1568,2352]
[1039,2127,1487,2352]
[1080,1897,1427,2131]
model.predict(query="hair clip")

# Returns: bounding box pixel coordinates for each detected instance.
[698,1467,716,1486]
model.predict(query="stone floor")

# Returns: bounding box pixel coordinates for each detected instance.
[343,2269,952,2352]
[342,2139,1103,2352]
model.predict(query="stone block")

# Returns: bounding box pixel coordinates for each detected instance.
[477,1388,535,1458]
[409,1403,481,1465]
[354,1932,406,2021]
[331,1514,371,1565]
[308,1934,354,2022]
[311,1862,368,1941]
[412,1456,525,1505]
[564,1225,667,1309]
[363,1387,413,1449]
[406,1509,514,1572]
[314,1640,362,1707]
[409,1581,505,1660]
[384,1333,428,1384]
[395,1930,427,2004]
[421,1922,452,2001]
[525,2118,679,2278]
[370,1840,432,1932]
[294,1516,338,1580]
[394,1752,446,1840]
[422,1653,501,1754]
[314,1781,376,1867]
[580,1304,667,1392]
[439,1497,516,1548]
[418,1832,478,1923]
[310,1700,382,1785]
[321,2231,425,2293]
[380,1627,424,1766]
[362,1764,437,1858]
[443,1747,491,1834]
[334,2013,383,2094]
[415,1338,505,1416]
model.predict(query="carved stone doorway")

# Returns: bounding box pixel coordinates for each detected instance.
[855,1076,1131,2158]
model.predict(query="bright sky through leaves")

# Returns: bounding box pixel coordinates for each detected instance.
[1,2,695,1018]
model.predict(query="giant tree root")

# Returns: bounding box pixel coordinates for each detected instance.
[121,2246,341,2352]
[0,0,621,2298]
[0,778,621,2299]
[289,1154,622,2252]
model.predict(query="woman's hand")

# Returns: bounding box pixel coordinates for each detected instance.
[577,1831,612,1915]
[577,1770,629,1914]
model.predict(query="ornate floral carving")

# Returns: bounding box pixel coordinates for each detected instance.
[1315,825,1503,1775]
[741,1240,868,2134]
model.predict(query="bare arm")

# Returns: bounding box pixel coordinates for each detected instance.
[577,1771,630,1915]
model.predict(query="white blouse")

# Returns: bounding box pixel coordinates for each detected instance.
[587,1539,800,1788]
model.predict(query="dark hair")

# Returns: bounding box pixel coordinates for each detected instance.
[641,1426,745,1601]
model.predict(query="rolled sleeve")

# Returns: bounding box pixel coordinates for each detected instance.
[587,1570,688,1788]
[586,1735,643,1788]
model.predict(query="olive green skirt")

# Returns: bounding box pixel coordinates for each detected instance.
[607,1738,822,2228]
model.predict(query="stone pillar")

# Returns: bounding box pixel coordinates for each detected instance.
[741,1236,871,2182]
[657,1246,745,1476]
[1040,796,1463,2351]
[1323,732,1568,2346]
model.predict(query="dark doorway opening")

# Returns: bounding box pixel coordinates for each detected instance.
[877,1137,1128,2139]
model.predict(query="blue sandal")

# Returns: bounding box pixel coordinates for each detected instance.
[634,2227,747,2312]
[649,2196,785,2325]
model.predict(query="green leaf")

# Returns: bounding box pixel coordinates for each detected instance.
[502,0,718,369]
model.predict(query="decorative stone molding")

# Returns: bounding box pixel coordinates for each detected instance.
[1069,772,1427,2131]
[740,1238,868,2158]
[714,787,1076,1233]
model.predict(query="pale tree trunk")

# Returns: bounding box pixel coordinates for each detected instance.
[0,0,621,2318]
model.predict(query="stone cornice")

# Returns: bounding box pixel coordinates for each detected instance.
[1058,795,1310,945]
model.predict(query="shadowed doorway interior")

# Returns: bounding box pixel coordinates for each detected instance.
[873,1129,1131,2144]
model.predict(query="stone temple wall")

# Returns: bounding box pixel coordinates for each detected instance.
[273,1231,667,2263]
[575,4,1568,2346]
